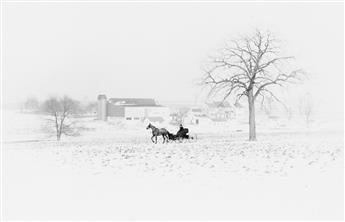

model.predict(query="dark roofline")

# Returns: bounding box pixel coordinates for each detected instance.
[97,94,107,100]
[109,97,155,100]
[108,98,157,105]
[122,104,163,107]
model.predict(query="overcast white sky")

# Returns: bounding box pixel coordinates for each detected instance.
[2,2,344,115]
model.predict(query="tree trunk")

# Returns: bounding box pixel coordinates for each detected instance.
[57,116,65,141]
[248,89,257,141]
[54,115,60,141]
[56,130,60,141]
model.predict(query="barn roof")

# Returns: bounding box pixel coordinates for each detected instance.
[108,98,159,106]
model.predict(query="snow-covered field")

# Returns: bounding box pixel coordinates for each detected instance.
[2,110,344,220]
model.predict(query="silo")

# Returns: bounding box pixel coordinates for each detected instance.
[97,94,108,121]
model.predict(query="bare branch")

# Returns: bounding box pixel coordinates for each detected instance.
[254,69,304,98]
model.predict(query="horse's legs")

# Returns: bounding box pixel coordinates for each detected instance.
[155,135,158,144]
[162,135,165,144]
[151,135,155,143]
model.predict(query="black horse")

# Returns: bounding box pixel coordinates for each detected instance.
[146,123,169,144]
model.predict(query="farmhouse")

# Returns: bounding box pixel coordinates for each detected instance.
[205,101,236,121]
[97,95,170,123]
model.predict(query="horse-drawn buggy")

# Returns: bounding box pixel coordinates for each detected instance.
[146,123,194,144]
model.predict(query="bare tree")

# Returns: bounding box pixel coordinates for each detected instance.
[42,96,80,141]
[203,30,304,140]
[172,107,190,125]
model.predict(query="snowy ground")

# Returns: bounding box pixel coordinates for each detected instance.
[2,110,344,220]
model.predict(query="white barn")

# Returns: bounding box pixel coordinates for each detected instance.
[97,95,170,123]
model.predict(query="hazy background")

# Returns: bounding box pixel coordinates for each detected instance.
[2,2,344,116]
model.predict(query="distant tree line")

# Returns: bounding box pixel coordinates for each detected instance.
[22,96,97,141]
[22,96,97,115]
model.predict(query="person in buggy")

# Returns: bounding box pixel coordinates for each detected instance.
[176,124,191,140]
[167,124,194,141]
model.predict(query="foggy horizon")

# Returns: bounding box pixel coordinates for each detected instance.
[2,2,344,116]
